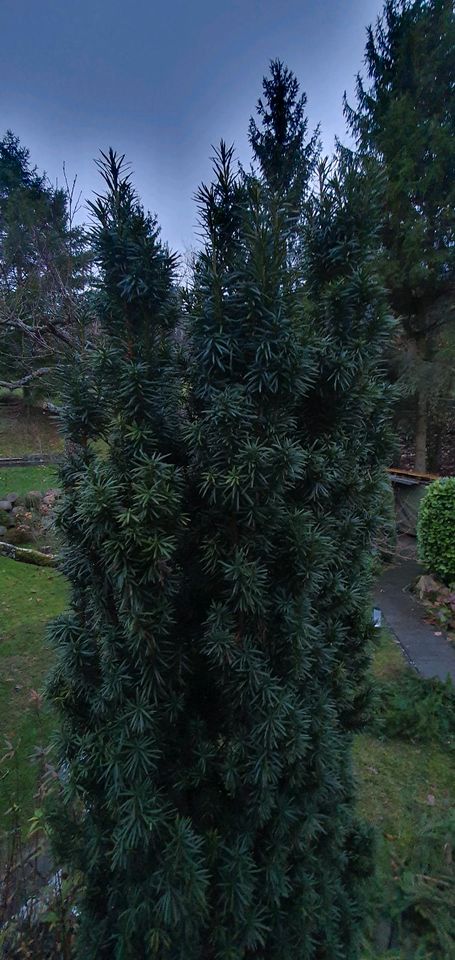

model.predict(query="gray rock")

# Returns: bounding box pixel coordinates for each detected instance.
[42,488,60,505]
[6,492,18,504]
[0,500,12,511]
[0,525,7,537]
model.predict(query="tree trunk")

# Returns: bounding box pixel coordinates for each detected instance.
[415,387,428,472]
[427,407,444,474]
[22,383,36,408]
[413,337,429,473]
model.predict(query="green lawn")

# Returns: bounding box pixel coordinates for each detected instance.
[0,398,62,458]
[0,558,67,833]
[0,398,60,503]
[356,632,454,958]
[0,465,58,498]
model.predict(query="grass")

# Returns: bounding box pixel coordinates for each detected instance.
[356,632,455,958]
[0,558,67,831]
[0,465,58,498]
[357,630,453,835]
[0,459,59,557]
[0,397,59,496]
[0,396,62,458]
[369,629,406,681]
[355,735,452,831]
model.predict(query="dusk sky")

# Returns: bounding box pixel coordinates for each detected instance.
[2,0,384,254]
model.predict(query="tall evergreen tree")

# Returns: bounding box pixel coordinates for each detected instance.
[175,142,392,956]
[48,103,392,960]
[249,60,319,218]
[183,139,390,960]
[47,152,191,959]
[345,0,455,470]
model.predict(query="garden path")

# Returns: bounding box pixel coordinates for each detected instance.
[374,556,455,682]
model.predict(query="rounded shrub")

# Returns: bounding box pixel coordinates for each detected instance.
[417,477,455,584]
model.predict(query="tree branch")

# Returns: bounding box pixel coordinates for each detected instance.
[0,367,52,391]
[41,400,62,416]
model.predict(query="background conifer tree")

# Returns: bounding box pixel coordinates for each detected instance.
[249,60,319,220]
[345,0,455,470]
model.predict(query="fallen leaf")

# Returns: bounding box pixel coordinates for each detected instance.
[29,689,43,708]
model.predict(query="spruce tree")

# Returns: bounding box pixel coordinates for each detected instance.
[249,60,319,218]
[345,0,455,469]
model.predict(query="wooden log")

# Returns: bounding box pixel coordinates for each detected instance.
[0,541,56,567]
[387,466,439,483]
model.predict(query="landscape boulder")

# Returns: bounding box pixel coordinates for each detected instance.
[415,573,449,601]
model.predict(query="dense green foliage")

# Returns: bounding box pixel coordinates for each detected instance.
[347,0,454,322]
[46,65,393,958]
[417,477,455,583]
[3,600,454,960]
[46,151,187,959]
[346,0,455,470]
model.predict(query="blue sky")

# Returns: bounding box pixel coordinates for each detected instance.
[1,0,384,253]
